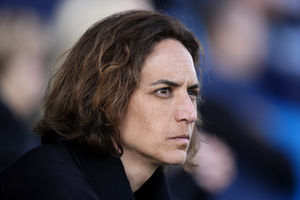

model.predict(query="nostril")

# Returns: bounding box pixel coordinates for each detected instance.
[188,112,197,124]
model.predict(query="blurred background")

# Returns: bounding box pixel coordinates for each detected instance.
[0,0,299,199]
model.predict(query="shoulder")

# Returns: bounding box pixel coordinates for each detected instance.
[0,142,99,200]
[1,142,75,177]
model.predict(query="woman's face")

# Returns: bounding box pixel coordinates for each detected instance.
[119,39,199,167]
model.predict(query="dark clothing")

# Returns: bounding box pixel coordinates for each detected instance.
[0,100,40,172]
[0,141,172,200]
[167,167,210,200]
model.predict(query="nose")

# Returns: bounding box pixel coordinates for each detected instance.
[175,94,197,124]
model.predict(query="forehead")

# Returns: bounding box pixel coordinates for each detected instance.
[140,39,198,85]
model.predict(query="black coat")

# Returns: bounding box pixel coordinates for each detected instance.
[0,141,172,200]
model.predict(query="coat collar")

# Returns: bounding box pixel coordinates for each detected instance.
[67,143,172,200]
[68,143,135,200]
[134,167,172,200]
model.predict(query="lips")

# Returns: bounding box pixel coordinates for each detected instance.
[169,134,190,140]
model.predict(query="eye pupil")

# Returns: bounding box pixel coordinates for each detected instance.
[160,89,169,94]
[155,88,172,97]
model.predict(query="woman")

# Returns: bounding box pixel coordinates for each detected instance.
[0,10,202,199]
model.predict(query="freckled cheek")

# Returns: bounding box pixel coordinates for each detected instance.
[135,102,170,139]
[147,102,171,123]
[127,103,153,134]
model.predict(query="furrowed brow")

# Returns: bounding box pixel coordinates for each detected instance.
[188,83,199,90]
[150,79,181,87]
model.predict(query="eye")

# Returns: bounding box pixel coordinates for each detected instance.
[188,90,199,100]
[154,87,173,97]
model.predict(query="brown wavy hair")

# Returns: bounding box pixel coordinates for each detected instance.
[34,10,202,160]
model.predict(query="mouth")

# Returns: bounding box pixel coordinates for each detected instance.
[168,134,190,143]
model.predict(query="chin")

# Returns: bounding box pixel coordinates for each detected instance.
[163,150,187,165]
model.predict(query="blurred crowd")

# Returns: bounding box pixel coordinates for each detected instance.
[0,0,300,200]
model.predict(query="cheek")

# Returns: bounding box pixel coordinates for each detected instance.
[138,100,173,137]
[129,102,161,136]
[132,93,167,123]
[122,97,171,145]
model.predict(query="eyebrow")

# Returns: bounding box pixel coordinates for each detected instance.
[150,79,199,89]
[188,84,199,90]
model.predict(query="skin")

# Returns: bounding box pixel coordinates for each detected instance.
[119,39,199,191]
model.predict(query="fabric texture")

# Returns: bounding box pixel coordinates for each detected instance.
[0,141,172,200]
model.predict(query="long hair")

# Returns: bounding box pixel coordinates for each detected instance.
[34,10,202,161]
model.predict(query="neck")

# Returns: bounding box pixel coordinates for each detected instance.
[120,149,159,192]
